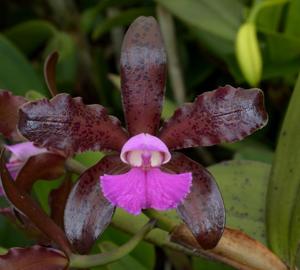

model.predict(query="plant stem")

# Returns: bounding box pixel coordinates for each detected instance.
[69,219,156,268]
[157,5,186,105]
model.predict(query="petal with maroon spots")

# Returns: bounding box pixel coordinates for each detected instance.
[164,152,225,249]
[18,94,129,157]
[64,155,128,254]
[101,167,192,215]
[0,90,26,140]
[120,16,166,136]
[159,85,268,150]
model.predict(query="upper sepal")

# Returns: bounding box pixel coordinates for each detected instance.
[18,93,129,157]
[159,85,268,150]
[164,153,225,249]
[121,16,166,135]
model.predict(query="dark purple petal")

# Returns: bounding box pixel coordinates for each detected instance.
[64,155,128,254]
[0,150,72,255]
[18,94,129,156]
[0,245,68,270]
[0,90,26,140]
[49,176,73,229]
[15,153,65,193]
[159,85,268,150]
[44,51,59,97]
[120,16,166,135]
[164,152,225,249]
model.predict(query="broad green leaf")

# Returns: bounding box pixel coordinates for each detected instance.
[236,23,262,86]
[256,4,283,31]
[156,0,243,41]
[0,34,44,95]
[210,160,270,244]
[193,257,234,270]
[285,0,300,37]
[4,20,56,55]
[92,7,153,40]
[80,0,141,33]
[98,241,148,270]
[0,215,32,248]
[267,73,300,265]
[259,29,300,63]
[222,138,273,163]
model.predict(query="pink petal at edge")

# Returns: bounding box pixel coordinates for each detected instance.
[100,168,192,215]
[5,142,48,162]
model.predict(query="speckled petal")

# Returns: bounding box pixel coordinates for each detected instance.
[18,94,129,156]
[120,16,166,135]
[159,85,268,150]
[101,167,192,215]
[164,152,225,249]
[120,133,171,163]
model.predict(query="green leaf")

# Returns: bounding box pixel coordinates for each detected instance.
[92,7,153,40]
[25,90,46,100]
[4,20,56,55]
[0,34,44,95]
[209,160,270,244]
[193,257,234,270]
[285,0,300,37]
[33,178,62,214]
[236,23,262,86]
[0,247,7,255]
[267,73,300,265]
[97,242,148,270]
[222,138,273,163]
[156,0,243,41]
[260,28,300,63]
[256,4,283,31]
[75,151,105,167]
[162,99,177,119]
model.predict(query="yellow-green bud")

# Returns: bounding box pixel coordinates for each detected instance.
[236,23,262,86]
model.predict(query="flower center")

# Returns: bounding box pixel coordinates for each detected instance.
[120,133,171,170]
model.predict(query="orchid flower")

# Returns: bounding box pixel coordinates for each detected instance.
[17,16,268,252]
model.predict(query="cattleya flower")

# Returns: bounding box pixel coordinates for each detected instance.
[17,16,268,251]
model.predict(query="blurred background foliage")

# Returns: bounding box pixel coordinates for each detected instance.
[1,0,300,269]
